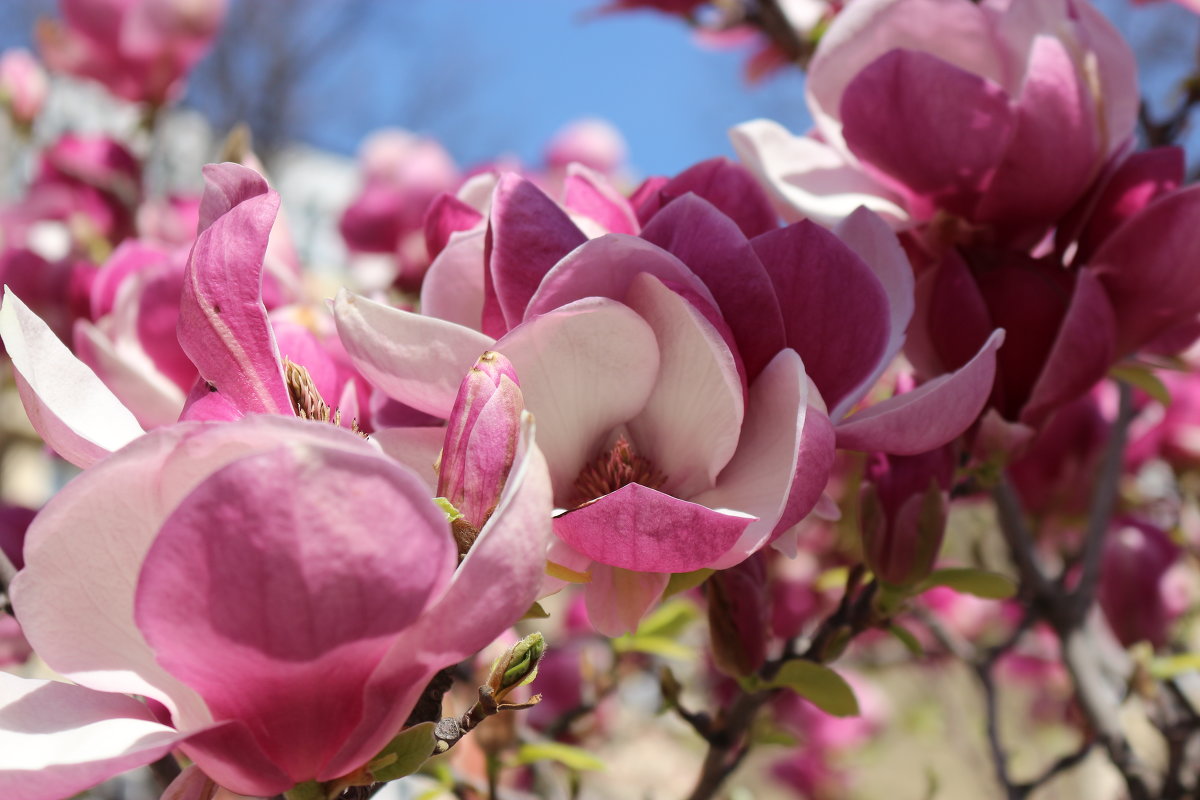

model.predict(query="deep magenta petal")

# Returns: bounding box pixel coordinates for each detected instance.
[836,329,1004,454]
[840,49,1015,216]
[135,442,455,785]
[752,221,891,413]
[554,483,754,573]
[485,174,586,333]
[177,163,291,416]
[639,194,786,382]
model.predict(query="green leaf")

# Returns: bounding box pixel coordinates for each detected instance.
[889,622,924,657]
[762,660,860,717]
[612,634,694,661]
[1110,364,1171,406]
[814,566,850,593]
[1149,653,1200,680]
[513,742,605,771]
[636,597,700,639]
[368,721,436,782]
[283,782,324,800]
[665,568,714,596]
[918,567,1016,600]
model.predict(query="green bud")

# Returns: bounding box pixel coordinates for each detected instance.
[488,632,546,700]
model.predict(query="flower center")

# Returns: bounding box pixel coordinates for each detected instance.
[573,437,666,507]
[283,357,362,435]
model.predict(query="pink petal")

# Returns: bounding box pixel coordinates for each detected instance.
[730,120,911,226]
[524,233,718,321]
[420,228,487,329]
[11,418,374,730]
[494,298,660,503]
[485,174,586,335]
[808,0,1005,141]
[831,207,914,418]
[562,163,639,235]
[584,565,671,637]
[639,193,786,382]
[1091,186,1200,354]
[0,289,144,468]
[554,483,754,573]
[836,329,1005,454]
[623,273,744,498]
[696,350,835,568]
[752,221,890,414]
[326,415,553,777]
[135,441,454,788]
[423,191,484,260]
[974,35,1099,231]
[839,49,1015,217]
[73,319,186,428]
[370,426,446,492]
[178,164,290,416]
[0,674,184,800]
[634,157,778,239]
[333,289,495,417]
[1021,271,1116,427]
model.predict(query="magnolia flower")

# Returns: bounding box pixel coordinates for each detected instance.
[38,0,228,106]
[0,411,552,798]
[335,166,1002,633]
[733,0,1138,241]
[0,49,48,128]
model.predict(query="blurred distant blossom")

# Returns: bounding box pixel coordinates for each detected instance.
[38,0,228,106]
[0,49,48,130]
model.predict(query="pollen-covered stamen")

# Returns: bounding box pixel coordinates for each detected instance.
[573,437,666,507]
[283,356,363,435]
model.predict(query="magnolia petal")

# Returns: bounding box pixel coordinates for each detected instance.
[730,119,911,226]
[135,441,454,787]
[420,228,487,329]
[832,207,915,417]
[697,350,835,569]
[752,221,891,415]
[333,289,495,417]
[486,174,587,333]
[178,163,291,416]
[12,418,373,731]
[623,273,744,498]
[495,298,660,503]
[327,415,553,778]
[0,672,183,800]
[1022,272,1116,428]
[839,49,1015,216]
[639,194,786,382]
[370,426,446,492]
[73,319,186,429]
[524,233,719,322]
[0,288,144,468]
[562,163,639,235]
[1091,186,1200,354]
[974,35,1099,231]
[584,565,671,637]
[554,483,753,573]
[635,157,778,239]
[423,191,484,260]
[836,329,1005,454]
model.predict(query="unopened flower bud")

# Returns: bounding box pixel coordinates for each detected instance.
[707,553,769,677]
[860,447,955,589]
[0,49,46,130]
[437,351,524,555]
[487,632,546,701]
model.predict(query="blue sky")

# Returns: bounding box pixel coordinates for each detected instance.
[2,0,1198,177]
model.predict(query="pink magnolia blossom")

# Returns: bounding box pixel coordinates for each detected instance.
[335,164,1002,634]
[38,0,227,106]
[0,411,552,798]
[733,0,1138,241]
[0,49,48,128]
[1099,517,1186,648]
[0,162,366,466]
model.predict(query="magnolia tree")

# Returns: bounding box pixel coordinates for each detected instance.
[1,0,1200,799]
